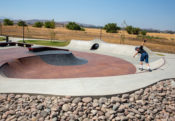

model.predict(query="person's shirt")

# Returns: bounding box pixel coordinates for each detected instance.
[138,46,147,54]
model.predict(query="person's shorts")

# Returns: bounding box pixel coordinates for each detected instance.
[140,52,149,63]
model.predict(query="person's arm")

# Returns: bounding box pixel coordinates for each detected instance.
[133,52,138,58]
[141,40,147,46]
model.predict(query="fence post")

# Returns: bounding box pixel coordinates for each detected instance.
[23,25,25,43]
[100,27,102,40]
[6,36,9,42]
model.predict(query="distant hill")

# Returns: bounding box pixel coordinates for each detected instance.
[0,17,174,33]
[142,28,175,34]
[0,18,102,28]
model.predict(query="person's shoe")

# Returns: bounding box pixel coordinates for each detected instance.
[139,68,143,71]
[148,69,152,72]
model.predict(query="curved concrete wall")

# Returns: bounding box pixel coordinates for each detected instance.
[64,39,163,70]
[66,39,153,56]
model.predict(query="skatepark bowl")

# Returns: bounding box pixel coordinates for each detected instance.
[0,39,174,96]
[0,47,136,79]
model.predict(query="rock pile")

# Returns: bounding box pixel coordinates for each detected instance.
[0,79,175,121]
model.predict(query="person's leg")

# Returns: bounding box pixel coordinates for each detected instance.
[139,54,144,71]
[145,54,151,71]
[146,63,150,69]
[139,61,143,70]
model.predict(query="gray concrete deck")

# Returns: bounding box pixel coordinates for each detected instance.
[0,38,174,96]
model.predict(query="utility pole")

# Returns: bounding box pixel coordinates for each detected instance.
[120,20,127,44]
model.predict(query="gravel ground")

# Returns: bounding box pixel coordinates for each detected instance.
[0,79,175,121]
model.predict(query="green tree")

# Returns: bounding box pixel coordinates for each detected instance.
[104,23,120,33]
[66,22,84,31]
[44,20,55,29]
[33,21,43,28]
[18,21,27,26]
[125,26,133,34]
[138,30,147,41]
[3,19,14,26]
[140,30,147,36]
[125,26,141,35]
[132,27,140,35]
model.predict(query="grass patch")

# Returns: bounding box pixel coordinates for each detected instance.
[137,35,165,41]
[0,37,5,41]
[146,36,163,40]
[156,53,165,56]
[18,40,70,47]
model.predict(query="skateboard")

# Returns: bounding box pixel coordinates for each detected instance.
[138,68,153,72]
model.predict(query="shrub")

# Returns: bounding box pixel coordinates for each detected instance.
[3,19,14,26]
[132,27,140,35]
[33,21,43,28]
[18,21,27,26]
[165,30,174,34]
[125,26,133,34]
[104,23,120,33]
[44,20,55,29]
[66,22,84,31]
[125,26,141,35]
[80,27,85,31]
[140,30,147,36]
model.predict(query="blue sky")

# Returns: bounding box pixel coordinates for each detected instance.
[0,0,175,30]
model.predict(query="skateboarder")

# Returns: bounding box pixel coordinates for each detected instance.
[133,40,152,72]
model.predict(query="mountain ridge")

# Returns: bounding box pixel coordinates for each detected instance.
[0,17,174,33]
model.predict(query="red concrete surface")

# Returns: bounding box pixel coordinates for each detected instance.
[0,48,136,79]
